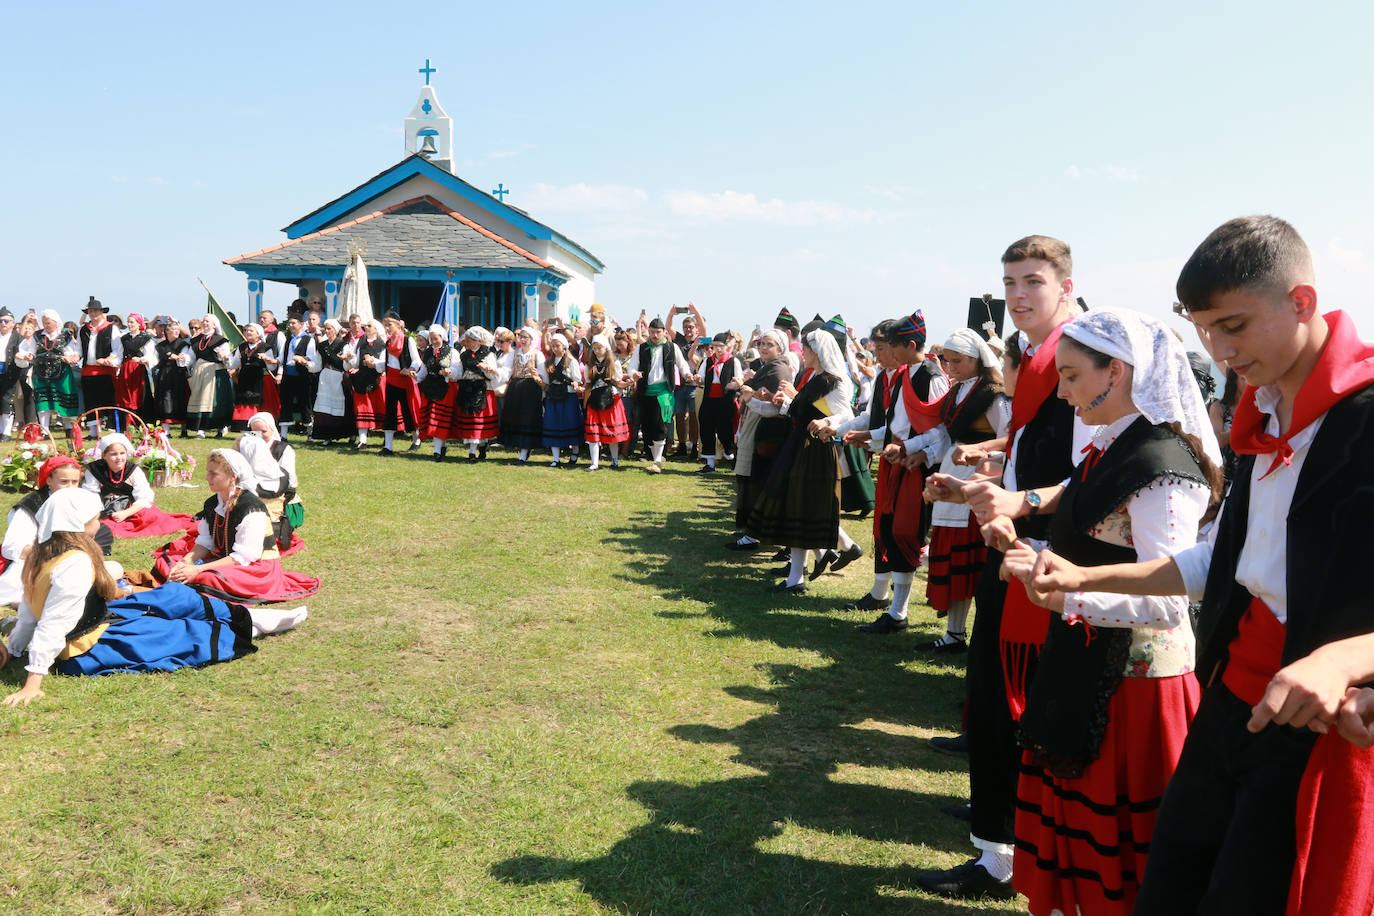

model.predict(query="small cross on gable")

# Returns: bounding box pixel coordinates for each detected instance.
[418,58,436,86]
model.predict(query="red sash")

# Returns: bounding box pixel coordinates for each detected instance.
[873,365,943,565]
[1230,311,1374,479]
[1007,322,1066,439]
[1221,596,1374,915]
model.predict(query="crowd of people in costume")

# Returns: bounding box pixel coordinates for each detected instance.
[3,216,1374,914]
[731,220,1371,916]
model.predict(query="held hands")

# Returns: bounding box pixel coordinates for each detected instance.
[841,429,870,446]
[901,451,925,472]
[1029,550,1087,594]
[808,419,835,439]
[924,472,967,504]
[1000,539,1039,583]
[881,442,906,464]
[965,481,1022,524]
[952,444,989,466]
[979,515,1018,552]
[776,380,797,400]
[1247,646,1361,735]
[1337,688,1374,748]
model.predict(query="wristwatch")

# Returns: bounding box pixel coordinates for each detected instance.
[1025,490,1042,516]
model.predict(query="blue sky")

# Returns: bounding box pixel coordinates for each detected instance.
[2,0,1372,347]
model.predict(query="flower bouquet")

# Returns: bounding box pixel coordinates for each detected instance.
[0,424,71,492]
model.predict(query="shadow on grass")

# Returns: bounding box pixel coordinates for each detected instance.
[494,488,996,914]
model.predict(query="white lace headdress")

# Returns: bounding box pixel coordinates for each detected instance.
[1062,307,1221,466]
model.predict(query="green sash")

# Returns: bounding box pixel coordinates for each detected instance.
[645,381,673,423]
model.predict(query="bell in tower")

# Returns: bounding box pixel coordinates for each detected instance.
[404,60,454,173]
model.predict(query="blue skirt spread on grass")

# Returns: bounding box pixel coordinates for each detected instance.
[55,582,256,676]
[542,397,584,447]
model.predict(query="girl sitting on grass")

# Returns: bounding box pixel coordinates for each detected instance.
[82,432,196,538]
[152,449,320,604]
[0,488,306,705]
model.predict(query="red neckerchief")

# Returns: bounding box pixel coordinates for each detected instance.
[1230,310,1374,479]
[796,367,815,388]
[1007,321,1068,438]
[1078,442,1105,478]
[897,363,944,434]
[87,319,108,334]
[386,333,405,357]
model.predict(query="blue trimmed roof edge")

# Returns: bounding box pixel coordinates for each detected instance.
[281,155,605,273]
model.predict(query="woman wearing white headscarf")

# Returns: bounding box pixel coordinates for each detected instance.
[341,318,387,448]
[920,328,1011,652]
[0,487,305,703]
[499,325,545,461]
[581,333,630,470]
[452,326,501,460]
[15,309,81,433]
[742,329,855,591]
[151,448,320,604]
[227,322,274,432]
[997,306,1221,916]
[81,432,195,539]
[726,328,794,551]
[311,318,352,443]
[236,424,303,555]
[185,314,235,438]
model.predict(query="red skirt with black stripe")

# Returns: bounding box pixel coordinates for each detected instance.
[352,385,386,429]
[421,387,459,439]
[152,533,320,605]
[925,515,987,612]
[584,397,629,443]
[1013,672,1200,916]
[452,391,499,441]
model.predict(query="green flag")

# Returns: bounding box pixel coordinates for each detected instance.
[206,288,243,348]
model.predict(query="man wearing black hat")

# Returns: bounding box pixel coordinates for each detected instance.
[79,296,124,437]
[0,308,21,439]
[629,318,691,473]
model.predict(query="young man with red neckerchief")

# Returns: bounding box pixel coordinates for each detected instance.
[916,236,1091,900]
[1028,216,1374,916]
[78,296,124,440]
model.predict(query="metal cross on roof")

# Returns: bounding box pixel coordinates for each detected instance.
[492,183,510,202]
[419,59,436,86]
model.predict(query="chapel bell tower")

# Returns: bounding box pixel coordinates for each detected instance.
[404,59,454,174]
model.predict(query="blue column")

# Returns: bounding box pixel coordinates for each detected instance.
[247,277,264,320]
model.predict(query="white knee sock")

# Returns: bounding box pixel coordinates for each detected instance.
[651,441,665,463]
[869,571,891,600]
[249,605,308,637]
[610,443,620,464]
[551,447,561,462]
[946,598,971,637]
[706,454,716,468]
[518,448,529,461]
[356,428,368,444]
[0,415,11,438]
[279,422,292,438]
[384,430,395,449]
[787,548,807,587]
[837,527,856,550]
[433,438,444,455]
[89,419,100,438]
[469,440,478,456]
[38,410,51,432]
[588,443,601,466]
[888,571,913,621]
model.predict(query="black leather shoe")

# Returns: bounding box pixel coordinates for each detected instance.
[379,448,395,457]
[829,543,865,573]
[928,734,969,757]
[809,549,839,581]
[913,858,1014,900]
[926,632,968,653]
[842,593,888,611]
[770,548,789,562]
[858,613,908,634]
[353,440,366,450]
[432,452,444,462]
[940,802,972,822]
[767,582,807,595]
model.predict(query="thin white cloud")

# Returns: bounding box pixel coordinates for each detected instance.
[663,189,878,227]
[523,182,650,212]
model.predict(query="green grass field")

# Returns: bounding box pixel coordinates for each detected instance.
[0,439,1021,915]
